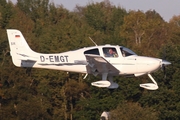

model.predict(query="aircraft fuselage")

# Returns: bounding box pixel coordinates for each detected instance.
[19,45,162,77]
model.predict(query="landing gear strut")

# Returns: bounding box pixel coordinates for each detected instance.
[140,74,158,90]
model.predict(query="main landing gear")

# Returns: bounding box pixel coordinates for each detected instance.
[90,73,158,90]
[91,73,119,89]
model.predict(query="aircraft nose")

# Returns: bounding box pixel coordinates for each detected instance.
[161,60,171,66]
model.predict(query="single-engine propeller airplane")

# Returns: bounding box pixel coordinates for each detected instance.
[7,29,171,90]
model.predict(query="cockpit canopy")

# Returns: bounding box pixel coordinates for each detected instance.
[84,45,137,58]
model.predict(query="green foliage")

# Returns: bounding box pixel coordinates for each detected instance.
[110,101,158,120]
[83,0,127,45]
[0,0,180,120]
[120,10,168,56]
[0,1,13,28]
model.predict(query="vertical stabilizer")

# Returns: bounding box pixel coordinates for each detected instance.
[7,29,36,67]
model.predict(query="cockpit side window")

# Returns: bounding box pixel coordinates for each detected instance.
[120,47,137,57]
[103,47,118,57]
[84,48,100,55]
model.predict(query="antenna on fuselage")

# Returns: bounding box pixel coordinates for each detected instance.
[89,37,97,46]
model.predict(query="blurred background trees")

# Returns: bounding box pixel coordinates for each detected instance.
[0,0,180,119]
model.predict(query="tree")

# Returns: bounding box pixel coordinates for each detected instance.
[169,15,180,27]
[0,0,13,28]
[120,10,146,46]
[62,76,90,120]
[1,0,180,119]
[110,102,158,120]
[120,10,168,56]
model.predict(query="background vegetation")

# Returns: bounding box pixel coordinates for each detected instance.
[0,0,180,119]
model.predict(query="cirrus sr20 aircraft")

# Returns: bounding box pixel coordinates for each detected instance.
[7,29,171,90]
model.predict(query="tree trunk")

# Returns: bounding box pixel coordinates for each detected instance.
[70,97,73,120]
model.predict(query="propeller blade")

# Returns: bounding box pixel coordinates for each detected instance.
[160,59,171,79]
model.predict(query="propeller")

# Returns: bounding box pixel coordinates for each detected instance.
[160,46,171,79]
[161,59,171,77]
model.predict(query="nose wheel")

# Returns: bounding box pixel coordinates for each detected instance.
[140,74,158,90]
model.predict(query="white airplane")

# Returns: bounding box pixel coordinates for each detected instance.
[7,29,171,90]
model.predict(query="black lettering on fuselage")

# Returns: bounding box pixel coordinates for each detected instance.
[40,56,45,62]
[49,56,54,62]
[64,55,68,62]
[54,56,59,62]
[40,55,69,63]
[60,56,64,62]
[11,42,15,45]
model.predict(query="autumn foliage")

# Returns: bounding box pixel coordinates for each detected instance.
[0,0,180,119]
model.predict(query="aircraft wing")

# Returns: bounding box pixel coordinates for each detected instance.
[85,54,119,76]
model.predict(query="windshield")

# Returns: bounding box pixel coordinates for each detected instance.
[120,47,137,57]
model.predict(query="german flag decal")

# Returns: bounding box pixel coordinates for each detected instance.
[15,35,20,38]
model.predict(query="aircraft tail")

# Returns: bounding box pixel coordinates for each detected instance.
[7,29,37,67]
